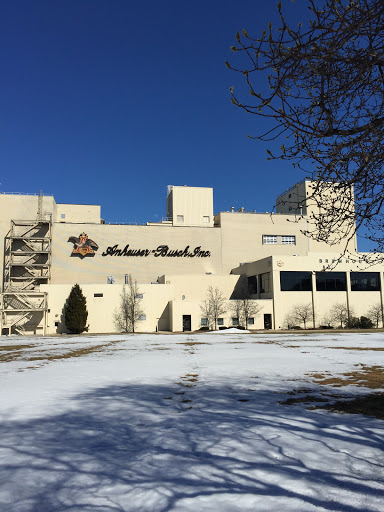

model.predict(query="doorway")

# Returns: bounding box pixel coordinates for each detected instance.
[182,315,191,332]
[264,314,272,330]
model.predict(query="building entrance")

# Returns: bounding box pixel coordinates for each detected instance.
[264,314,272,330]
[183,315,191,332]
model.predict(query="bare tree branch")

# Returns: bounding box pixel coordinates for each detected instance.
[228,0,384,254]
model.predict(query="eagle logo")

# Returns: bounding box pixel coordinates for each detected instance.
[68,232,99,258]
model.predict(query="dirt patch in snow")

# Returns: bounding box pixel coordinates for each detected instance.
[307,365,384,389]
[282,366,384,419]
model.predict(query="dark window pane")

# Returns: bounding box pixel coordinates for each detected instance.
[260,272,271,293]
[316,272,346,291]
[280,271,312,291]
[350,272,380,291]
[248,275,257,294]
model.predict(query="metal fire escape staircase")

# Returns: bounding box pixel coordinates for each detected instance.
[1,195,51,335]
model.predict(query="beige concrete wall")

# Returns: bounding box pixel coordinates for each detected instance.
[55,204,101,224]
[276,181,358,252]
[167,186,213,227]
[40,275,272,334]
[164,274,272,331]
[276,180,307,215]
[169,298,270,331]
[42,282,174,334]
[51,222,222,285]
[160,274,240,301]
[218,212,311,274]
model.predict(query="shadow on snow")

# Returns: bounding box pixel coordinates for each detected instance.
[0,382,383,512]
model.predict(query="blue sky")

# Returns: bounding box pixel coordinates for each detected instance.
[1,1,370,250]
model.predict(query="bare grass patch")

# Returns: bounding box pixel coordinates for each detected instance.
[177,341,209,346]
[283,366,384,419]
[308,365,384,389]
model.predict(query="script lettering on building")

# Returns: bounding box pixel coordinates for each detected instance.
[101,244,211,258]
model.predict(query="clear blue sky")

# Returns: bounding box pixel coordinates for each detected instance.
[0,1,370,250]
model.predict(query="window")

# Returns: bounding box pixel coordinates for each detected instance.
[280,271,312,291]
[61,213,65,219]
[138,314,146,321]
[316,272,347,291]
[232,317,239,326]
[248,275,257,295]
[350,272,380,291]
[248,317,254,325]
[203,216,210,223]
[177,215,184,223]
[94,293,103,297]
[281,235,296,245]
[260,272,271,293]
[135,293,143,299]
[54,321,59,327]
[263,235,277,244]
[201,317,208,326]
[218,318,224,326]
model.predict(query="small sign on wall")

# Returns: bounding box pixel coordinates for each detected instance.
[68,233,99,258]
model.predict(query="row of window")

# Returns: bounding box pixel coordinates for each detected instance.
[201,317,255,326]
[263,235,296,245]
[247,271,382,294]
[280,271,381,292]
[94,292,144,299]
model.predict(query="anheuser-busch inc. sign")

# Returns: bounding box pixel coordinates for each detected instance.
[102,244,211,258]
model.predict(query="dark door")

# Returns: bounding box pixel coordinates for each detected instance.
[183,315,191,332]
[264,314,272,330]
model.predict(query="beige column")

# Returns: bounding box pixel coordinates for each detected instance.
[271,269,276,329]
[0,293,3,335]
[43,293,48,336]
[311,272,316,328]
[380,273,384,328]
[346,272,351,324]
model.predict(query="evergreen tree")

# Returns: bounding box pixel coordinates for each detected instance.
[65,284,88,334]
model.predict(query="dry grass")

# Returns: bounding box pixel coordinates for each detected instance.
[177,341,209,346]
[321,394,384,419]
[325,346,384,351]
[0,339,124,364]
[0,345,35,363]
[307,365,384,389]
[0,344,34,351]
[283,365,384,419]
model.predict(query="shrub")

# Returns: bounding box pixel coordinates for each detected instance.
[347,316,374,329]
[359,316,374,329]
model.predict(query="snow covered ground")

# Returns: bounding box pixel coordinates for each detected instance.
[0,331,383,511]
